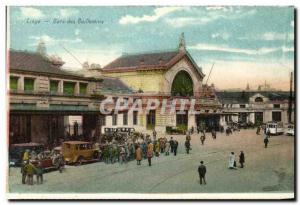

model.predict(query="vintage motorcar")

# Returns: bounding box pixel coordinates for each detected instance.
[62,141,100,165]
[9,143,44,167]
[286,124,294,136]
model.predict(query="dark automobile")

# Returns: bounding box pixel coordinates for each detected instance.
[9,143,44,167]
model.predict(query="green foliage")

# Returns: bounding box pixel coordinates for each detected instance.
[176,124,187,134]
[146,124,155,130]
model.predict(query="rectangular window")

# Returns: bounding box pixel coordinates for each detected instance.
[24,78,35,92]
[100,116,106,126]
[63,82,75,95]
[50,80,59,94]
[146,110,156,129]
[176,111,188,126]
[133,111,138,125]
[79,83,88,95]
[272,111,282,122]
[10,76,18,90]
[112,114,117,126]
[240,104,246,108]
[123,112,128,125]
[273,104,280,108]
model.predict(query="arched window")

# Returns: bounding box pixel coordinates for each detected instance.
[171,71,193,97]
[255,97,263,102]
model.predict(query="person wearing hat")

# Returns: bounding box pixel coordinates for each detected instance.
[147,142,154,166]
[23,150,29,161]
[24,160,35,185]
[239,151,245,168]
[135,145,142,165]
[198,161,207,185]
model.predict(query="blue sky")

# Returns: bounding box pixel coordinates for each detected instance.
[9,6,294,90]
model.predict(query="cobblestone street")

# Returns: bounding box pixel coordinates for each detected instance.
[8,129,294,195]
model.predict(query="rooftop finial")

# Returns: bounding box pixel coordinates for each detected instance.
[178,32,186,52]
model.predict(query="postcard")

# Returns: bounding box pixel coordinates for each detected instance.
[6,6,295,200]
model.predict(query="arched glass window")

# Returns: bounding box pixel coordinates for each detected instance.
[171,71,193,97]
[255,97,263,102]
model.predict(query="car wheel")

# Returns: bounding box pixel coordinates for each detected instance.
[76,156,84,166]
[93,151,99,160]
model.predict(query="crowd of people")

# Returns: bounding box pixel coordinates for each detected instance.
[20,149,65,185]
[19,124,273,186]
[100,130,180,167]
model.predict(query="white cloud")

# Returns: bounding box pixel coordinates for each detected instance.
[239,32,294,41]
[206,6,231,12]
[29,34,82,46]
[188,43,288,55]
[20,7,44,19]
[282,46,294,52]
[119,7,183,25]
[165,8,256,28]
[60,9,79,17]
[74,29,80,36]
[211,32,230,40]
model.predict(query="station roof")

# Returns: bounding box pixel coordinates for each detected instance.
[216,91,292,104]
[9,50,94,80]
[102,49,205,77]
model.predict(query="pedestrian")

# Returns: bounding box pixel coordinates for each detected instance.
[23,150,29,161]
[186,131,191,141]
[57,153,65,173]
[160,138,165,153]
[228,152,236,169]
[185,139,190,154]
[21,160,27,184]
[155,140,160,157]
[135,146,142,165]
[152,129,157,141]
[173,140,178,156]
[165,140,170,156]
[147,142,154,166]
[120,146,126,164]
[239,151,245,168]
[200,131,206,145]
[212,129,216,139]
[256,126,261,135]
[24,160,35,185]
[191,126,194,134]
[264,136,269,148]
[170,137,174,153]
[198,161,207,185]
[35,161,44,184]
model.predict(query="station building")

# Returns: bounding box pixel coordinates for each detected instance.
[8,35,294,146]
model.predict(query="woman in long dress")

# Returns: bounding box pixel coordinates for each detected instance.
[228,152,236,169]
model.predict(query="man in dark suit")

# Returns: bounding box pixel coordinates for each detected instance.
[173,140,178,156]
[198,161,207,185]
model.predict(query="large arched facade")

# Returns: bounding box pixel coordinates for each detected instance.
[171,70,194,96]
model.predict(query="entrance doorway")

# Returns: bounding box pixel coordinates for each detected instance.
[196,114,220,132]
